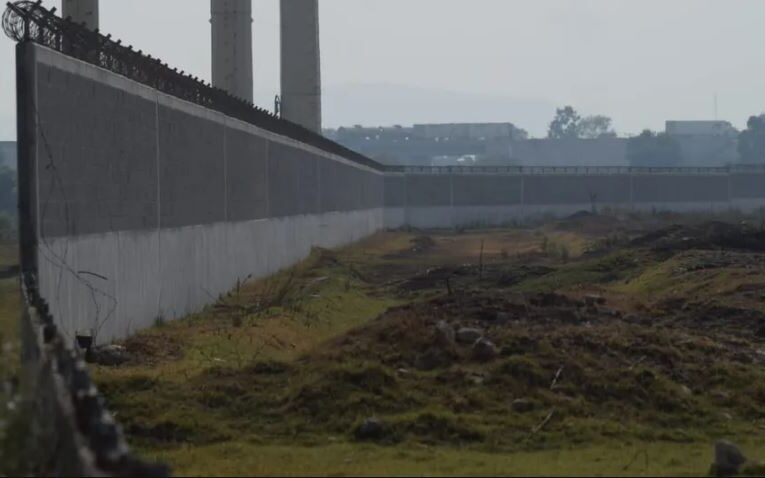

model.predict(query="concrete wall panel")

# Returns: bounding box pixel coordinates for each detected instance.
[158,105,225,228]
[226,128,269,221]
[363,171,384,210]
[384,175,406,208]
[36,64,158,238]
[523,175,630,205]
[452,175,522,206]
[406,174,452,207]
[296,149,320,215]
[633,175,728,202]
[37,234,120,342]
[317,157,338,213]
[383,208,405,229]
[267,141,302,218]
[731,175,765,200]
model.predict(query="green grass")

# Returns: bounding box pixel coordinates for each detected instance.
[514,249,645,293]
[94,247,405,452]
[143,440,765,477]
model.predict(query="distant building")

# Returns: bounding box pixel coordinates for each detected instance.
[324,122,528,166]
[411,123,527,141]
[0,142,16,170]
[326,122,628,166]
[508,138,629,167]
[327,120,742,167]
[665,120,738,138]
[665,121,739,166]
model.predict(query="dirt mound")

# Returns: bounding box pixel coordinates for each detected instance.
[632,221,765,252]
[398,265,475,292]
[653,299,765,339]
[287,289,765,448]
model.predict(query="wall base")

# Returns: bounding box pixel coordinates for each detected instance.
[38,208,384,344]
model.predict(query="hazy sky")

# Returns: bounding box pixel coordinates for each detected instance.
[1,0,765,139]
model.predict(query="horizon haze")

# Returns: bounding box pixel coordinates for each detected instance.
[1,0,764,139]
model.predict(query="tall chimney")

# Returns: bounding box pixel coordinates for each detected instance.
[211,0,254,103]
[280,0,322,133]
[62,0,99,30]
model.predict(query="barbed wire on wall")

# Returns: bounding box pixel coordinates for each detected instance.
[2,0,384,172]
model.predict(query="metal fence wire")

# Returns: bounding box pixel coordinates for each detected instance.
[19,272,170,476]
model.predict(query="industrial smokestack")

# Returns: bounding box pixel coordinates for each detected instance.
[62,0,99,30]
[280,0,322,133]
[211,0,254,103]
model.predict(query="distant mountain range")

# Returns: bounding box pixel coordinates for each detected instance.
[303,84,556,137]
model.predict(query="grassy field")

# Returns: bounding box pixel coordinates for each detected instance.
[0,241,19,358]
[0,242,21,474]
[149,441,765,477]
[87,214,765,476]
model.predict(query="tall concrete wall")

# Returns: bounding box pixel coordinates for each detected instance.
[20,43,383,344]
[211,0,254,102]
[388,169,765,229]
[280,0,322,132]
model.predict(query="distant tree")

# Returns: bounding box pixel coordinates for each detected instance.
[548,107,616,139]
[627,130,683,167]
[738,115,765,163]
[548,106,581,139]
[578,115,616,139]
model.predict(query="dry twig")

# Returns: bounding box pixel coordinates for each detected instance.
[550,366,564,390]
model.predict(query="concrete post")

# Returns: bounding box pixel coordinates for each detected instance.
[62,0,99,30]
[211,0,254,103]
[280,0,322,133]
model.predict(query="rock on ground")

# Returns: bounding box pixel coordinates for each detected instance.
[456,328,484,345]
[512,398,535,413]
[472,338,499,362]
[87,345,132,366]
[355,417,385,441]
[415,347,453,371]
[435,321,456,347]
[585,294,607,306]
[711,440,747,477]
